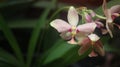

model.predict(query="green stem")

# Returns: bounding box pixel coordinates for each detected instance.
[96,14,106,19]
[0,14,24,66]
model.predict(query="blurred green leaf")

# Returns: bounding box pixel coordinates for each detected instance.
[0,0,32,8]
[0,62,13,67]
[7,19,37,28]
[42,40,76,65]
[101,36,120,54]
[0,15,24,66]
[26,0,57,67]
[0,48,20,67]
[61,46,91,65]
[33,1,55,8]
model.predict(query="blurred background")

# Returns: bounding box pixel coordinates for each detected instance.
[0,0,120,67]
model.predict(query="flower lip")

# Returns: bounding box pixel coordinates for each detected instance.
[88,34,100,42]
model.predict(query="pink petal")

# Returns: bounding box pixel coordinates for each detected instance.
[89,50,98,57]
[67,6,79,26]
[110,5,120,14]
[78,38,91,55]
[50,19,71,32]
[94,41,105,56]
[77,23,97,34]
[106,9,113,23]
[84,13,92,23]
[95,21,104,28]
[67,38,77,44]
[80,37,91,45]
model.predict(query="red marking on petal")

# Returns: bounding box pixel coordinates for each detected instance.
[68,29,72,32]
[112,15,117,20]
[76,29,79,33]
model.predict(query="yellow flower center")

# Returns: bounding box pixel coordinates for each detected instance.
[71,26,77,37]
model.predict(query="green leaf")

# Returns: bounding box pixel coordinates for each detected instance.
[26,0,57,67]
[0,48,20,67]
[6,19,37,28]
[0,15,24,66]
[0,62,13,67]
[33,1,55,8]
[0,0,32,8]
[61,46,91,65]
[42,40,76,65]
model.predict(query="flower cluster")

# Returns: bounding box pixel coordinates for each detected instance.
[50,0,120,57]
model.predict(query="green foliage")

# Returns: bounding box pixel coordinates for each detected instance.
[0,48,20,67]
[42,40,76,65]
[0,0,120,67]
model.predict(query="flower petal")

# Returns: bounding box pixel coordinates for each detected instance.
[60,31,72,40]
[84,13,92,23]
[78,38,91,55]
[67,6,79,26]
[110,5,120,14]
[95,21,104,28]
[102,0,107,17]
[67,38,77,44]
[88,34,100,42]
[106,9,113,23]
[77,23,97,34]
[94,40,105,56]
[102,0,112,23]
[50,19,71,32]
[89,50,98,57]
[75,33,86,44]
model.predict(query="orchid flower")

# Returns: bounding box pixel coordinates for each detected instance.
[102,0,120,37]
[78,34,105,57]
[78,7,107,35]
[77,7,106,24]
[77,7,96,23]
[50,6,97,44]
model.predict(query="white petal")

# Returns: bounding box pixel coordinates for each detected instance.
[88,34,100,42]
[110,5,120,14]
[106,9,113,23]
[60,32,72,40]
[67,6,79,26]
[77,23,97,34]
[50,19,71,32]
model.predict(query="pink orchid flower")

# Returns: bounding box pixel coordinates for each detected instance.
[78,34,105,57]
[50,6,97,44]
[102,0,120,37]
[78,7,105,29]
[84,10,96,23]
